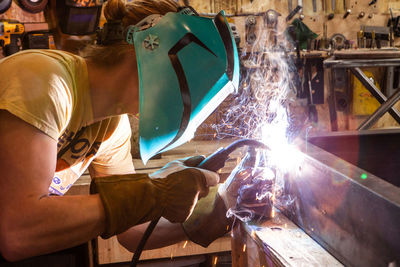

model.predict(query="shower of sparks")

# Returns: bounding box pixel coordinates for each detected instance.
[212,12,306,223]
[182,240,188,248]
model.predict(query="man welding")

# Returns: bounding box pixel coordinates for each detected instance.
[0,0,239,262]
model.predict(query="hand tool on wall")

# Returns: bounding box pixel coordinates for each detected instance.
[312,0,317,13]
[245,15,257,44]
[327,0,335,19]
[357,30,364,48]
[130,139,269,267]
[288,0,293,14]
[0,0,12,14]
[307,69,318,123]
[0,20,25,56]
[371,31,376,49]
[343,9,351,19]
[286,5,302,21]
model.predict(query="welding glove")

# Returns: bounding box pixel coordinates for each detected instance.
[182,156,247,247]
[90,158,219,239]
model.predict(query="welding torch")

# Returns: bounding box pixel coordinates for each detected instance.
[130,138,269,267]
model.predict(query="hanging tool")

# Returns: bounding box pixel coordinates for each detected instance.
[0,20,25,56]
[357,30,363,48]
[286,5,302,21]
[312,0,317,12]
[298,0,303,15]
[343,9,351,19]
[130,139,269,267]
[371,31,376,49]
[245,15,257,44]
[288,0,293,14]
[307,68,318,123]
[368,0,377,6]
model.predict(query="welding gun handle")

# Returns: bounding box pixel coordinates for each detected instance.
[197,148,229,172]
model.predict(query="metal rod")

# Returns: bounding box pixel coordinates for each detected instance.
[324,58,400,68]
[358,87,400,130]
[350,67,400,125]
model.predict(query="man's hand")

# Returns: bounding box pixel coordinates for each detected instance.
[91,156,220,238]
[150,156,219,193]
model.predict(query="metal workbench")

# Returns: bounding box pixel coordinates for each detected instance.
[324,50,400,131]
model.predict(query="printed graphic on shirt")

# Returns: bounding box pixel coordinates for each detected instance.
[51,126,102,195]
[50,162,84,195]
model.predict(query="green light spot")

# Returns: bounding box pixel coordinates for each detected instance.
[361,173,367,180]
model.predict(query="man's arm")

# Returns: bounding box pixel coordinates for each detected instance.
[117,218,186,252]
[0,110,106,261]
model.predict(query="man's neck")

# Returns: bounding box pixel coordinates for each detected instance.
[85,53,139,122]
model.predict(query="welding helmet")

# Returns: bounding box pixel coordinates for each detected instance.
[124,9,239,163]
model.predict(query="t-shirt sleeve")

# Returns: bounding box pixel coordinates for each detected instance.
[0,52,72,140]
[89,115,135,176]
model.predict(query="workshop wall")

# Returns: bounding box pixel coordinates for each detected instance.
[190,0,400,47]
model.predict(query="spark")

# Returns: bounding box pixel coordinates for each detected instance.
[251,230,256,238]
[243,244,246,252]
[214,256,218,265]
[211,11,304,224]
[182,240,188,248]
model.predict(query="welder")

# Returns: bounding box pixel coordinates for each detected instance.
[0,0,240,262]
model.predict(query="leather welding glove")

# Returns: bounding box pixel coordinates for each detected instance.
[182,156,249,247]
[90,158,219,239]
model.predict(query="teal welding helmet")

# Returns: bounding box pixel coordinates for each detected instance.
[126,9,239,164]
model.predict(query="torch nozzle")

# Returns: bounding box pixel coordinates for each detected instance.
[197,139,269,172]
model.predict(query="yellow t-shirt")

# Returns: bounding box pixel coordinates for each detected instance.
[0,50,134,195]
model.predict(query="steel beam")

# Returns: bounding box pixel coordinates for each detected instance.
[281,131,400,267]
[324,58,400,68]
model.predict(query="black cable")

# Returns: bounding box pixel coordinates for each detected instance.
[130,217,160,267]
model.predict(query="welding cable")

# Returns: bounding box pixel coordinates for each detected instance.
[130,138,269,267]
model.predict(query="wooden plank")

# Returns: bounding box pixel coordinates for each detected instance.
[96,235,231,264]
[231,212,343,267]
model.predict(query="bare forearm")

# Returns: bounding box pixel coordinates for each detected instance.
[1,194,105,261]
[117,218,186,252]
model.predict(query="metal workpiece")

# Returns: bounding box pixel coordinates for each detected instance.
[324,56,400,130]
[350,67,400,125]
[324,57,400,68]
[282,134,400,267]
[358,87,400,130]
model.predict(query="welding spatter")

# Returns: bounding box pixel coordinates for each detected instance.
[130,138,269,267]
